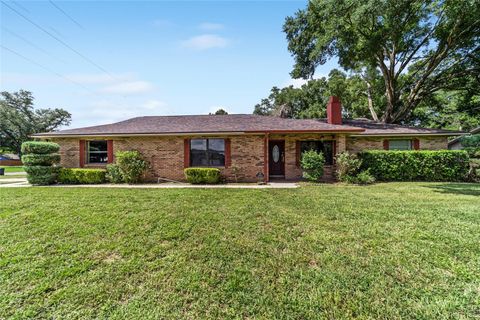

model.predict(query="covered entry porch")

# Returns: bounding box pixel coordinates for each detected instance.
[262,133,347,182]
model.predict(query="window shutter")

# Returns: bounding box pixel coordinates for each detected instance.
[295,140,301,167]
[413,138,420,150]
[184,138,190,168]
[107,140,114,163]
[79,140,85,167]
[383,139,389,150]
[225,138,231,168]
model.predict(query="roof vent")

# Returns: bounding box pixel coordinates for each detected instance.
[327,96,342,125]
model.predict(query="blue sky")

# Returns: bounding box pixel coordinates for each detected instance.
[1,0,338,128]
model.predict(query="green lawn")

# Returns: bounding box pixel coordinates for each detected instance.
[0,166,25,173]
[1,183,479,319]
[0,166,26,180]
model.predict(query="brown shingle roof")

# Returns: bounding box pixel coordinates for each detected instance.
[344,119,464,136]
[32,114,364,137]
[32,115,465,137]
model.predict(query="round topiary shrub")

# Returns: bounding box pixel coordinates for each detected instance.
[21,141,60,154]
[24,166,59,185]
[21,141,61,185]
[21,153,61,166]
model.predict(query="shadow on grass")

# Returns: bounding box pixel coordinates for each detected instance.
[427,183,480,196]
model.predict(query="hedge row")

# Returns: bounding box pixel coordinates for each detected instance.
[359,150,469,181]
[58,168,106,184]
[184,167,221,184]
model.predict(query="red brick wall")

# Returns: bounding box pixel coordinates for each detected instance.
[51,134,450,183]
[53,135,265,182]
[346,136,449,153]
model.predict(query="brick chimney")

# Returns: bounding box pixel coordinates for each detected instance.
[327,96,342,125]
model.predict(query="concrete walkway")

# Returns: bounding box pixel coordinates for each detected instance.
[4,172,26,176]
[49,182,299,189]
[0,178,29,187]
[0,179,298,189]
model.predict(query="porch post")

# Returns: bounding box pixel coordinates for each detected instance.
[336,134,347,155]
[263,132,269,183]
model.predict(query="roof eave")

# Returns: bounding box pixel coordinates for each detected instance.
[32,128,366,138]
[31,131,251,138]
[351,132,465,137]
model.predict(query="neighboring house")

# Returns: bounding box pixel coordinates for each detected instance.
[448,127,480,150]
[0,154,22,166]
[33,97,463,182]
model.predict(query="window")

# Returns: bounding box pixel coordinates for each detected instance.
[300,141,334,165]
[190,138,225,167]
[87,140,108,164]
[389,139,412,150]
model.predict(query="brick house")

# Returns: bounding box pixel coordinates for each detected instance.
[33,97,463,182]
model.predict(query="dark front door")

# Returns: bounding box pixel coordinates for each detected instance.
[269,140,285,177]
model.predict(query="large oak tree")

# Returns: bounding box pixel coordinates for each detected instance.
[284,0,480,123]
[0,90,71,154]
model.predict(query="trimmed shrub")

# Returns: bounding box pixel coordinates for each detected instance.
[21,141,60,185]
[184,167,221,184]
[354,170,376,185]
[336,152,362,182]
[21,141,60,155]
[24,166,58,185]
[21,153,60,166]
[464,147,480,158]
[106,164,124,183]
[115,151,148,184]
[300,150,325,182]
[58,168,106,184]
[360,150,470,181]
[467,158,480,182]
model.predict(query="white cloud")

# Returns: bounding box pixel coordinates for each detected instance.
[181,34,229,50]
[142,99,167,110]
[100,81,155,95]
[73,99,171,127]
[199,22,224,31]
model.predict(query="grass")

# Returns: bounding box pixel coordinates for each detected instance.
[0,166,25,173]
[1,183,479,319]
[0,166,26,180]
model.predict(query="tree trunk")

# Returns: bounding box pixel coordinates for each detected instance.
[377,55,397,123]
[365,81,379,121]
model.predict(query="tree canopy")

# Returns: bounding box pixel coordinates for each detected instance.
[211,109,228,115]
[0,90,71,155]
[254,69,479,131]
[283,0,480,123]
[254,69,384,120]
